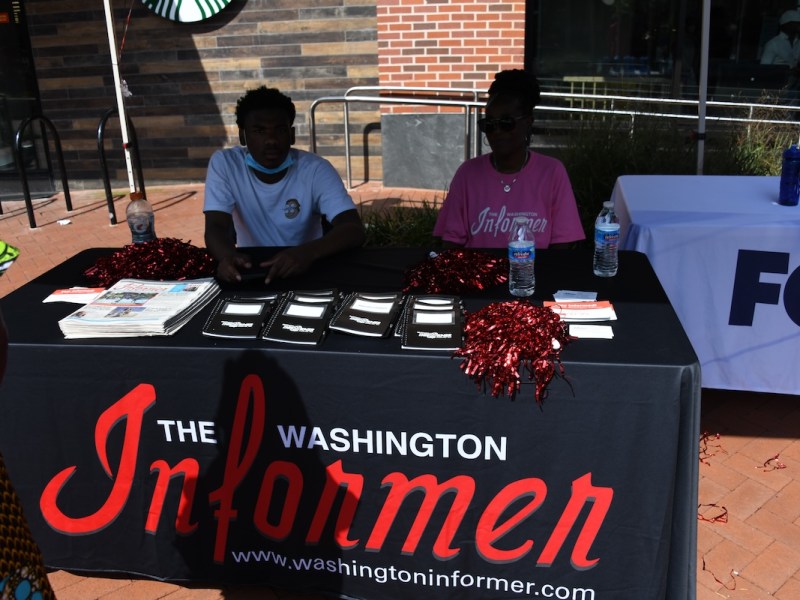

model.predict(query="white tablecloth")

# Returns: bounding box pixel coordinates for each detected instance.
[612,174,800,394]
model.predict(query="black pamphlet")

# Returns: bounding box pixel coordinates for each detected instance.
[395,295,461,338]
[261,290,340,346]
[400,296,464,351]
[202,295,279,339]
[328,292,405,338]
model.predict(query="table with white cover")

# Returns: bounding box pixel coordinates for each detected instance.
[612,174,800,394]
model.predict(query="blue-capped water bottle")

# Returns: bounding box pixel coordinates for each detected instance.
[593,201,620,277]
[779,144,800,206]
[508,216,535,297]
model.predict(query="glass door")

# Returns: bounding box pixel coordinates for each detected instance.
[0,0,49,199]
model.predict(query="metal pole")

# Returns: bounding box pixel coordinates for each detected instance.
[102,0,136,193]
[671,0,688,98]
[696,0,711,174]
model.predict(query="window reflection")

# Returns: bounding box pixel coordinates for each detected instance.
[529,0,798,101]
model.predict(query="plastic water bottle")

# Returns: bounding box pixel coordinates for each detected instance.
[779,144,800,206]
[126,191,156,243]
[508,216,535,297]
[593,201,620,277]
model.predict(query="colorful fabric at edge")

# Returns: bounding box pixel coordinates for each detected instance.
[0,453,55,600]
[0,242,20,276]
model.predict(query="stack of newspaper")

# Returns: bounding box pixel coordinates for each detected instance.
[58,278,220,339]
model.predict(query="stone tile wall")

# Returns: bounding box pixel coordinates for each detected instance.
[23,0,525,190]
[25,0,380,187]
[377,0,526,112]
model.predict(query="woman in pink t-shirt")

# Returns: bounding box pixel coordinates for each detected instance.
[434,70,585,249]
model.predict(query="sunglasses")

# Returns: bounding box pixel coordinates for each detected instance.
[477,115,528,134]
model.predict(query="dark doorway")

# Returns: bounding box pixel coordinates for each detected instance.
[0,0,52,201]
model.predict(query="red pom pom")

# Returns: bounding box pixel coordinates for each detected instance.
[84,238,215,287]
[403,249,508,294]
[454,300,572,405]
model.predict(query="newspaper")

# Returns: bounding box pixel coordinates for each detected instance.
[58,278,220,339]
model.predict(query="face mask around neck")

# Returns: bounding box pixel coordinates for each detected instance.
[245,151,295,175]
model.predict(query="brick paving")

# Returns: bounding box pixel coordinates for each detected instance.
[0,184,799,599]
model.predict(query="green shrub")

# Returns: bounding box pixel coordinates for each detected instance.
[362,199,443,249]
[549,108,798,238]
[548,115,695,237]
[728,102,798,177]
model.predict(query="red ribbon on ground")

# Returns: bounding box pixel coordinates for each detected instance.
[84,238,215,287]
[757,453,787,471]
[699,431,726,466]
[697,503,728,523]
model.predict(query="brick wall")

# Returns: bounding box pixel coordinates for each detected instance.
[22,0,525,190]
[24,0,379,187]
[374,0,526,188]
[377,0,526,111]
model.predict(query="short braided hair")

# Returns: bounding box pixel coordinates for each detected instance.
[235,86,296,127]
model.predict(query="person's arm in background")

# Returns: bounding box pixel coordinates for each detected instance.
[761,41,778,65]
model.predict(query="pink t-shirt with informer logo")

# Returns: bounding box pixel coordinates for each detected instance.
[433,152,585,249]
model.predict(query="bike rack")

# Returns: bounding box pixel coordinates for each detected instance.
[97,107,146,225]
[14,115,72,229]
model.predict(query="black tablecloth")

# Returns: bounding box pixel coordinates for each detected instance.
[0,247,700,600]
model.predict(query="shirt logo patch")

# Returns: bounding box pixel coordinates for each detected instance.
[284,199,300,219]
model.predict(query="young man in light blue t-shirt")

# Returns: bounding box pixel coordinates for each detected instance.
[204,86,365,284]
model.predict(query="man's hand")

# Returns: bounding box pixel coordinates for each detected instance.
[259,247,314,284]
[256,210,364,284]
[215,252,253,283]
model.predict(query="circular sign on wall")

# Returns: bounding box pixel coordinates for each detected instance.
[140,0,233,23]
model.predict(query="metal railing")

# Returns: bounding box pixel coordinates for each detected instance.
[310,90,485,189]
[538,90,800,126]
[98,107,146,225]
[343,85,486,158]
[14,115,72,229]
[309,85,800,188]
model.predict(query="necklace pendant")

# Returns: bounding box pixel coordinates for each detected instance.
[503,183,512,193]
